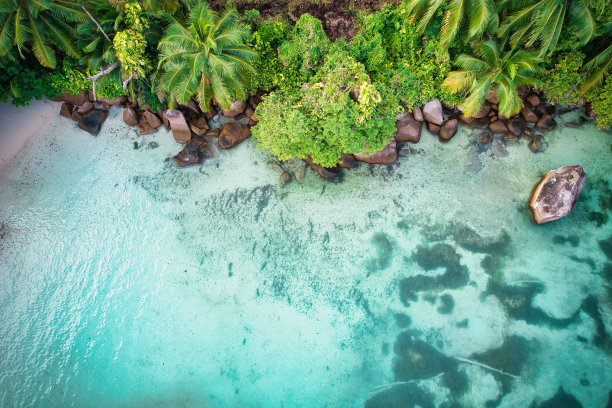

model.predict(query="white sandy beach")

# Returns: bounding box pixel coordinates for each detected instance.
[0,99,59,171]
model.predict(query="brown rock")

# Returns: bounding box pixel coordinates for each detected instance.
[99,96,126,106]
[245,106,255,120]
[138,123,157,135]
[189,116,209,136]
[249,94,262,109]
[338,153,356,168]
[490,115,498,123]
[222,100,246,118]
[172,136,209,167]
[54,92,88,107]
[166,109,191,143]
[354,140,397,164]
[143,110,162,128]
[472,104,491,119]
[526,94,540,106]
[123,107,139,126]
[279,172,291,187]
[77,101,95,115]
[71,110,83,122]
[521,106,539,123]
[459,114,477,127]
[486,89,500,104]
[529,165,586,224]
[536,114,557,131]
[78,110,109,135]
[439,119,458,140]
[304,157,339,179]
[396,113,422,142]
[205,128,220,137]
[413,107,424,122]
[248,119,258,127]
[158,109,170,130]
[528,134,548,153]
[422,98,444,125]
[489,120,508,133]
[503,132,520,143]
[426,122,441,134]
[507,118,526,136]
[60,103,73,119]
[218,123,251,149]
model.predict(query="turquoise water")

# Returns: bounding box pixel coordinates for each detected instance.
[0,104,611,407]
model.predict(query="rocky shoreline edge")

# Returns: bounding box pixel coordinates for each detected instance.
[53,88,596,221]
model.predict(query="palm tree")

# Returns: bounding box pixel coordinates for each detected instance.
[443,39,542,117]
[156,4,258,110]
[0,0,87,69]
[402,0,497,45]
[498,0,603,57]
[580,21,611,93]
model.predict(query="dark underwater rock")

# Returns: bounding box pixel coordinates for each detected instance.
[533,386,584,408]
[78,110,109,135]
[172,136,210,167]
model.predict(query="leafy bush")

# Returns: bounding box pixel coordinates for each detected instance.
[0,61,53,106]
[49,60,91,97]
[253,49,395,167]
[587,76,612,129]
[248,20,293,91]
[541,52,585,106]
[278,14,331,84]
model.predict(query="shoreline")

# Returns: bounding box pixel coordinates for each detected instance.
[0,99,59,171]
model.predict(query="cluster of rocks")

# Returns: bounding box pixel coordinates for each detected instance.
[161,95,261,167]
[57,89,263,168]
[458,89,562,154]
[56,91,113,135]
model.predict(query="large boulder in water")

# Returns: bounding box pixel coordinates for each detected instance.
[422,98,444,125]
[218,123,251,149]
[78,110,109,135]
[529,165,586,224]
[439,119,458,140]
[165,109,191,143]
[172,136,210,167]
[123,107,139,126]
[355,140,397,164]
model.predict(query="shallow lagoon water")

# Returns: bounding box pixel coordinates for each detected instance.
[0,104,611,407]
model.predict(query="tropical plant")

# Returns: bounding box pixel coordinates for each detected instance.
[401,0,497,45]
[156,4,258,111]
[0,0,87,69]
[443,39,543,117]
[580,21,612,93]
[278,13,331,84]
[497,0,604,57]
[586,76,612,129]
[253,49,395,168]
[76,2,119,72]
[541,52,585,106]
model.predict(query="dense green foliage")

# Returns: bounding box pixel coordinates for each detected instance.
[587,77,612,129]
[541,53,585,107]
[157,4,258,110]
[1,0,611,155]
[253,47,396,167]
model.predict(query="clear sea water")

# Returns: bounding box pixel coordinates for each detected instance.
[0,102,611,407]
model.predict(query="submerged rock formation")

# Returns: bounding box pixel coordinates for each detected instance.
[77,110,109,136]
[172,136,210,167]
[529,165,586,224]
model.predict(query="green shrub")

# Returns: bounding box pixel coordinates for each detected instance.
[587,76,612,129]
[253,49,395,167]
[248,20,293,91]
[49,60,91,97]
[541,52,585,106]
[278,14,331,84]
[0,61,53,106]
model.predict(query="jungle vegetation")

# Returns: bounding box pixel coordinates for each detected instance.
[0,0,610,165]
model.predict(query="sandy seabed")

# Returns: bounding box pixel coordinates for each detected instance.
[0,104,611,407]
